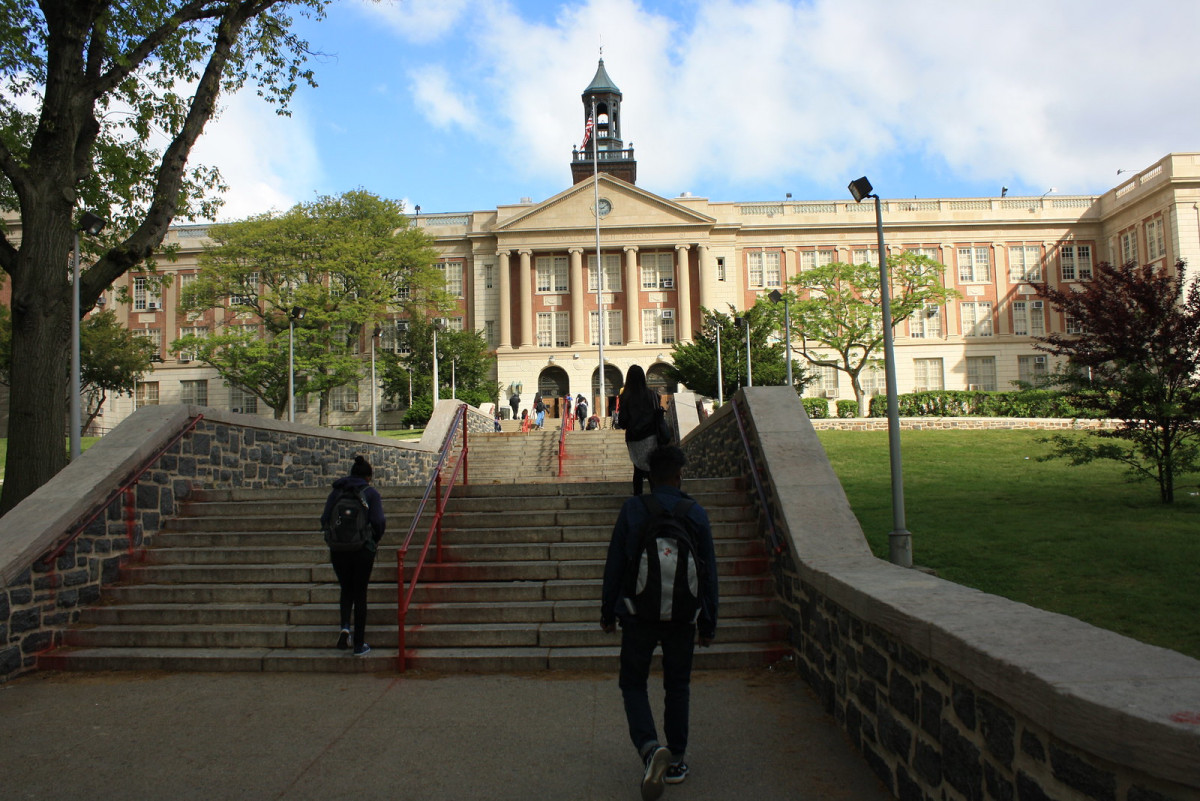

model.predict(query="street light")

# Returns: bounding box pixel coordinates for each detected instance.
[769,289,793,388]
[431,317,446,405]
[715,321,724,406]
[370,324,381,436]
[71,211,106,460]
[733,315,752,387]
[288,306,306,422]
[848,176,911,567]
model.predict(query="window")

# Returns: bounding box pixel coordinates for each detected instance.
[536,311,570,347]
[716,257,726,282]
[641,253,675,290]
[440,260,464,297]
[180,379,208,405]
[331,384,360,412]
[957,247,991,282]
[536,255,569,293]
[966,356,997,391]
[746,250,782,288]
[382,320,410,355]
[1060,244,1092,281]
[587,254,622,292]
[137,328,162,359]
[1012,300,1045,337]
[177,273,198,310]
[1008,245,1042,283]
[852,248,879,267]
[960,302,993,337]
[642,308,676,345]
[1065,314,1084,335]
[1146,218,1166,261]
[133,276,163,311]
[177,326,207,361]
[808,365,838,397]
[484,320,496,348]
[1018,355,1049,386]
[913,358,944,392]
[589,310,623,345]
[444,316,464,332]
[229,384,258,414]
[908,304,941,339]
[859,364,884,397]
[484,263,494,289]
[135,381,159,407]
[746,251,763,288]
[1120,230,1138,266]
[799,250,836,270]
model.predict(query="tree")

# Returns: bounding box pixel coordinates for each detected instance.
[1036,261,1200,503]
[378,316,498,426]
[783,253,959,410]
[174,190,448,421]
[665,306,798,401]
[0,1,328,513]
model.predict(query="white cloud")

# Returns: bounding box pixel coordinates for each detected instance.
[409,65,480,130]
[189,88,323,221]
[354,0,474,43]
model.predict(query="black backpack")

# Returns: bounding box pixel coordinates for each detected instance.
[622,496,707,624]
[324,486,373,552]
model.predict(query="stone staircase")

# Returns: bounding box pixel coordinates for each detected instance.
[40,431,789,674]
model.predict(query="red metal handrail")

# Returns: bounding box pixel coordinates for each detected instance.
[396,403,469,671]
[556,404,571,477]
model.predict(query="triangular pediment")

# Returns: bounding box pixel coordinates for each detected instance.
[494,175,714,233]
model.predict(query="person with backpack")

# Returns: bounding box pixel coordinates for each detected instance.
[533,391,546,429]
[574,393,589,430]
[600,446,718,801]
[616,365,662,496]
[320,455,386,656]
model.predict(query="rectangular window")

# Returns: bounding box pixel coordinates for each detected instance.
[137,328,162,359]
[908,304,941,339]
[587,254,622,292]
[536,311,570,347]
[807,365,838,397]
[641,308,676,345]
[382,320,410,355]
[960,302,993,337]
[1060,244,1092,281]
[484,320,496,348]
[1120,231,1138,266]
[229,384,258,414]
[1146,218,1166,261]
[641,252,675,290]
[484,263,494,289]
[764,251,781,287]
[177,326,207,361]
[331,384,360,412]
[746,251,763,288]
[859,364,884,397]
[133,276,163,311]
[1008,245,1042,283]
[1066,314,1084,335]
[799,249,836,270]
[441,260,464,297]
[135,381,159,407]
[852,248,879,267]
[180,379,208,405]
[1011,300,1045,337]
[716,257,726,282]
[445,316,464,332]
[957,247,991,283]
[1018,355,1049,386]
[913,358,944,392]
[293,393,308,414]
[589,310,623,346]
[966,356,997,391]
[536,255,569,293]
[177,273,198,309]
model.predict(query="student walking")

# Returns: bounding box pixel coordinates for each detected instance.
[615,365,661,496]
[575,393,589,430]
[320,456,386,656]
[509,391,521,421]
[601,446,719,800]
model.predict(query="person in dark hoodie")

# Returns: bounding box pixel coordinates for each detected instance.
[320,455,386,656]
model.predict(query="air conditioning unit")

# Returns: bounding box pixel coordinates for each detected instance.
[342,401,359,412]
[1034,356,1047,364]
[660,278,674,289]
[661,309,674,320]
[178,355,191,363]
[229,295,252,306]
[381,401,398,412]
[821,390,838,399]
[146,301,160,311]
[967,384,984,391]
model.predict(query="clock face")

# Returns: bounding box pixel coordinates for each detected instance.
[595,198,612,217]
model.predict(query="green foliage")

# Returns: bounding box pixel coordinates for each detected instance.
[379,317,494,410]
[866,389,1101,419]
[836,399,860,418]
[802,398,829,419]
[780,253,959,408]
[666,306,802,398]
[403,395,434,427]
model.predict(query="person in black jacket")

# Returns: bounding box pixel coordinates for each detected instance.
[320,455,386,656]
[616,365,661,496]
[600,446,718,799]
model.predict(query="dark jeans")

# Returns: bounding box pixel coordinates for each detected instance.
[619,617,696,759]
[632,466,649,496]
[330,547,376,647]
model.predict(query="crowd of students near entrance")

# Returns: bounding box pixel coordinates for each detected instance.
[322,363,715,800]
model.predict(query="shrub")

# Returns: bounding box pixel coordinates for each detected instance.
[802,397,829,419]
[866,389,1105,419]
[836,399,860,418]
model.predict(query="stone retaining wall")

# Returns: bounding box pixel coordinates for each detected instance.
[0,401,479,681]
[681,389,1200,801]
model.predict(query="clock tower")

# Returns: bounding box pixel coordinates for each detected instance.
[571,59,637,185]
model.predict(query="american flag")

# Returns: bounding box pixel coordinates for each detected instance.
[580,114,594,152]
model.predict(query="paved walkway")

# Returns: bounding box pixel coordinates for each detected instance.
[1,667,892,800]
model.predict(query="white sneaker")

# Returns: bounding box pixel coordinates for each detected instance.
[641,746,671,801]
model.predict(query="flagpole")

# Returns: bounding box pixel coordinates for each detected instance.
[592,99,606,420]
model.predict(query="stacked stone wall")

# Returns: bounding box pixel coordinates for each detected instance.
[681,389,1200,801]
[0,402,478,681]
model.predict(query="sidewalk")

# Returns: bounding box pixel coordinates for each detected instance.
[1,667,892,800]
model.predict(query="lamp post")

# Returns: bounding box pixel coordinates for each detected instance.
[734,315,752,387]
[370,324,381,436]
[769,289,793,388]
[715,322,724,406]
[848,176,911,567]
[288,306,306,422]
[71,212,107,460]
[431,318,445,404]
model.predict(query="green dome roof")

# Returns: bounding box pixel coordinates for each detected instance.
[584,59,621,96]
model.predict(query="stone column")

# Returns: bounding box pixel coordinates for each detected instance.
[697,244,712,312]
[624,245,640,345]
[676,244,693,343]
[497,250,512,349]
[519,249,533,348]
[783,247,797,288]
[569,247,585,345]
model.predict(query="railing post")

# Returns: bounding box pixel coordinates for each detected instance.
[397,548,407,672]
[461,406,469,486]
[435,472,443,563]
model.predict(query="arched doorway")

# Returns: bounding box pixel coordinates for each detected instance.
[591,364,624,417]
[538,366,570,418]
[646,363,677,395]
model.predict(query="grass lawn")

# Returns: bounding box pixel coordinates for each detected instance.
[815,429,1200,660]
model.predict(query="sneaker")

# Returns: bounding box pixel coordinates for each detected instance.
[665,762,689,785]
[641,746,671,801]
[336,628,350,650]
[353,643,371,656]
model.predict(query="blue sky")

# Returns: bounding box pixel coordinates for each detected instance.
[192,0,1200,220]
